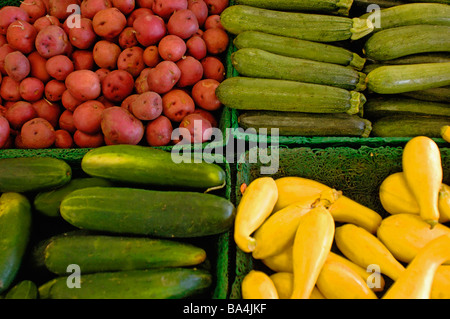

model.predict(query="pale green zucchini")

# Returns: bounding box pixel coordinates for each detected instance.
[401,86,450,103]
[371,115,450,137]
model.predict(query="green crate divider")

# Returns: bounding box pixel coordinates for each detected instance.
[230,146,450,299]
[0,148,234,300]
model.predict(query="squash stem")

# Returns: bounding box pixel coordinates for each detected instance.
[336,0,354,16]
[350,18,375,40]
[346,91,366,115]
[350,53,367,71]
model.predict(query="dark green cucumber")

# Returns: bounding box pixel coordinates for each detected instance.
[0,193,32,294]
[4,280,38,299]
[220,5,374,42]
[231,48,367,91]
[371,115,450,137]
[233,31,366,70]
[234,0,354,16]
[81,145,226,191]
[34,177,115,218]
[41,268,212,299]
[238,111,372,137]
[60,187,235,238]
[367,62,450,94]
[38,233,207,275]
[364,97,450,120]
[363,25,450,61]
[0,157,71,193]
[401,86,450,103]
[216,77,365,115]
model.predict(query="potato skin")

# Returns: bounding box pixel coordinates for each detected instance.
[101,106,144,145]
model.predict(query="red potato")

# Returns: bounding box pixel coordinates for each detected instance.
[59,109,76,133]
[93,40,121,69]
[19,77,45,102]
[6,20,38,54]
[158,35,186,62]
[186,35,207,60]
[95,68,111,84]
[61,89,82,111]
[119,27,138,49]
[167,9,199,40]
[147,61,181,94]
[143,45,160,67]
[145,115,172,146]
[65,69,101,101]
[81,0,113,19]
[73,129,104,147]
[127,7,153,27]
[46,55,74,81]
[20,117,56,148]
[0,115,10,148]
[179,113,212,143]
[136,0,154,8]
[101,106,144,145]
[204,0,228,15]
[162,89,195,122]
[41,0,51,12]
[204,14,223,29]
[73,100,106,134]
[0,35,6,47]
[202,27,229,55]
[68,17,97,50]
[101,69,134,103]
[130,91,163,121]
[44,79,66,102]
[201,56,225,82]
[72,50,95,70]
[5,101,38,130]
[0,6,30,35]
[35,25,70,58]
[33,15,61,32]
[188,0,208,27]
[20,0,47,23]
[92,8,127,40]
[134,67,151,94]
[97,95,115,108]
[111,0,135,15]
[152,0,188,20]
[32,98,61,128]
[0,77,21,102]
[133,14,166,46]
[0,45,14,75]
[4,51,31,82]
[193,108,217,127]
[49,0,81,21]
[191,79,221,111]
[117,46,145,78]
[54,129,74,148]
[28,51,51,83]
[121,93,139,111]
[176,55,203,87]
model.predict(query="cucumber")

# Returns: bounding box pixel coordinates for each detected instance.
[234,0,354,16]
[233,31,366,70]
[364,97,450,120]
[0,193,32,294]
[34,177,115,218]
[60,187,235,238]
[231,48,367,91]
[81,145,226,191]
[366,62,450,94]
[38,233,207,275]
[220,5,374,42]
[238,111,372,137]
[41,268,212,299]
[363,25,450,61]
[0,157,72,193]
[216,77,366,115]
[401,86,450,103]
[371,115,450,137]
[4,280,38,299]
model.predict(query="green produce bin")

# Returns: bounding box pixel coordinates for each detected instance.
[230,146,450,299]
[0,148,234,300]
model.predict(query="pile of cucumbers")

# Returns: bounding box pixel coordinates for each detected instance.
[0,145,235,299]
[217,0,450,138]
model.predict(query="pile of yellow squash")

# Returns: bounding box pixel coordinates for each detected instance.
[235,136,450,299]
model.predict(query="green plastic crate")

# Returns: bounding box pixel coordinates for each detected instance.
[230,146,450,299]
[0,148,234,300]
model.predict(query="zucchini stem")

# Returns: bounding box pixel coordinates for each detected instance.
[350,18,375,40]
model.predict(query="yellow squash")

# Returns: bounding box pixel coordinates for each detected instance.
[270,272,325,299]
[383,234,450,299]
[438,183,450,223]
[291,206,335,299]
[252,188,341,260]
[335,223,405,281]
[241,270,279,299]
[377,213,450,264]
[262,245,293,273]
[316,259,378,299]
[402,136,443,227]
[234,177,278,253]
[441,125,450,143]
[432,265,450,299]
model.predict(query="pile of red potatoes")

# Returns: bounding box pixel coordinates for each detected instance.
[0,0,229,149]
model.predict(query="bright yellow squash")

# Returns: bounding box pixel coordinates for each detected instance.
[291,206,335,299]
[335,223,405,281]
[438,183,450,223]
[261,245,293,273]
[234,177,278,253]
[432,265,450,299]
[270,272,325,299]
[383,234,450,299]
[377,213,450,264]
[241,270,279,299]
[252,188,341,260]
[441,125,450,143]
[402,136,443,227]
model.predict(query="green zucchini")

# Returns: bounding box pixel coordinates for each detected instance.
[4,280,38,299]
[220,5,374,42]
[234,0,354,16]
[363,25,450,61]
[401,86,450,103]
[216,77,365,115]
[0,193,32,294]
[34,177,115,218]
[37,233,207,275]
[233,31,366,70]
[366,62,450,94]
[60,187,235,238]
[40,268,212,299]
[231,48,367,91]
[381,53,450,65]
[238,111,372,137]
[364,97,450,120]
[360,3,450,32]
[0,157,72,193]
[81,145,226,191]
[371,115,450,137]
